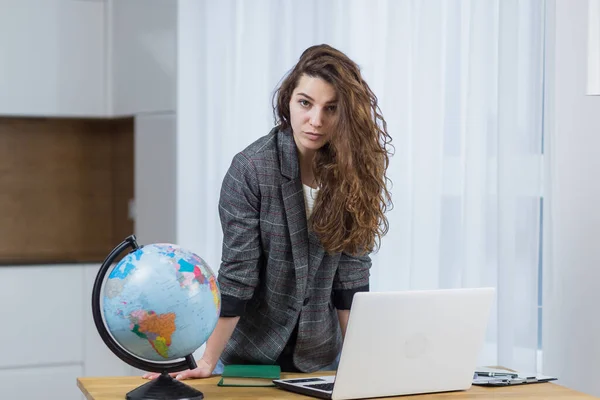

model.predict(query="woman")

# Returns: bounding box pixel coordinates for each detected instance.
[144,43,392,380]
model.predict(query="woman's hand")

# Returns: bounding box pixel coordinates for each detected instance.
[142,358,215,380]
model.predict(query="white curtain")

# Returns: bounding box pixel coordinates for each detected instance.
[179,0,546,373]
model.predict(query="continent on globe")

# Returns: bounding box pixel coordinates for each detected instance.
[129,310,176,358]
[209,275,220,309]
[174,258,221,310]
[175,259,205,287]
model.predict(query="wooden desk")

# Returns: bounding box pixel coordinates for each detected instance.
[77,371,597,399]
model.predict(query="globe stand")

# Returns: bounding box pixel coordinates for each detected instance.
[126,372,204,400]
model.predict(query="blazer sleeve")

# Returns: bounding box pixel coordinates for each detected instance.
[332,252,371,310]
[217,152,262,317]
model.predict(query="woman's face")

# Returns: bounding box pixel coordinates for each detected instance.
[289,74,338,157]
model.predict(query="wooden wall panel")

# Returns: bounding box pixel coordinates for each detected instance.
[0,117,134,263]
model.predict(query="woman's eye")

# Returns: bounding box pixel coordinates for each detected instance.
[299,99,310,107]
[326,105,337,112]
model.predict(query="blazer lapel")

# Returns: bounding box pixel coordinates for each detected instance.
[279,129,310,298]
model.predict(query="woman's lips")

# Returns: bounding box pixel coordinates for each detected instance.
[304,131,323,141]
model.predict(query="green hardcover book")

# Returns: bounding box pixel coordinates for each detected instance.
[217,364,281,387]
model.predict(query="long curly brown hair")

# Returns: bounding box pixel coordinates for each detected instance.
[273,44,393,256]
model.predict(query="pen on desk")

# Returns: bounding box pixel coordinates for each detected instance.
[475,372,518,378]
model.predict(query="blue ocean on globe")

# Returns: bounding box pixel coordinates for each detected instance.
[102,243,221,362]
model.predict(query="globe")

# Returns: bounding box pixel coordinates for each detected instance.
[92,235,221,400]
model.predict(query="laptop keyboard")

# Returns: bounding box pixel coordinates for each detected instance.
[306,383,335,391]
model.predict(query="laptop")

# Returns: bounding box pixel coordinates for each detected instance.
[273,287,495,400]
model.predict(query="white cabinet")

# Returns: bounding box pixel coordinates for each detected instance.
[0,0,176,117]
[110,0,176,115]
[0,365,84,400]
[0,264,133,400]
[0,265,84,368]
[0,0,106,117]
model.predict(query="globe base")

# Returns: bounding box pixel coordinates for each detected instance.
[126,372,204,400]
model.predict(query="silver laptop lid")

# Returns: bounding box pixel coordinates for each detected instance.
[331,288,494,400]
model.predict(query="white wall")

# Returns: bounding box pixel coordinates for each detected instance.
[0,0,106,116]
[135,113,177,246]
[543,0,600,396]
[110,0,176,115]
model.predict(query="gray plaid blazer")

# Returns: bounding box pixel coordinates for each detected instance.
[216,127,371,372]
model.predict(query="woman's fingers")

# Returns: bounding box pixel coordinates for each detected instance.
[175,364,214,380]
[142,359,214,381]
[141,371,179,380]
